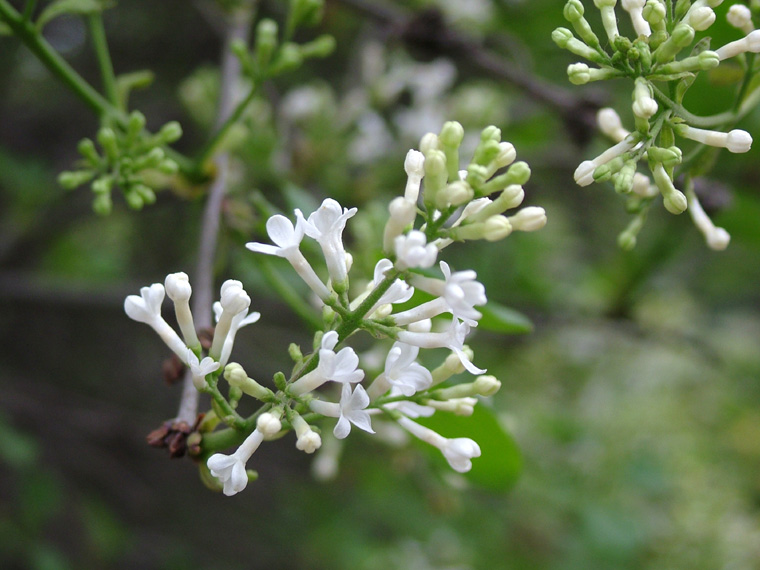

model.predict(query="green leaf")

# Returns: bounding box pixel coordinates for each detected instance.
[115,70,154,109]
[477,300,533,334]
[36,0,111,31]
[417,404,522,491]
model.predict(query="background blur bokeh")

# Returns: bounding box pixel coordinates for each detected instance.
[2,0,760,568]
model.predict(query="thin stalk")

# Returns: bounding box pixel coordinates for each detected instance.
[175,4,257,425]
[194,85,257,168]
[0,0,111,116]
[87,12,119,107]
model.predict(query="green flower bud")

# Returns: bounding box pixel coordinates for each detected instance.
[568,62,591,84]
[134,147,165,171]
[563,0,585,21]
[439,121,464,180]
[158,159,179,175]
[97,127,119,162]
[423,149,448,204]
[58,169,95,190]
[91,175,113,194]
[564,0,602,49]
[127,111,146,140]
[613,161,637,194]
[300,35,335,59]
[133,184,156,205]
[654,23,695,63]
[270,42,303,74]
[156,121,183,145]
[124,189,145,210]
[652,163,687,214]
[77,138,100,165]
[92,192,112,216]
[288,0,324,30]
[255,19,279,71]
[643,0,666,25]
[436,181,473,210]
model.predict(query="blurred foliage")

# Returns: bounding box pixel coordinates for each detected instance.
[1,0,760,569]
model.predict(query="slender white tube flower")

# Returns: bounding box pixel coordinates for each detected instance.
[597,108,630,142]
[213,302,260,367]
[207,428,264,496]
[164,272,200,349]
[292,413,322,453]
[404,149,425,202]
[383,197,417,253]
[622,0,651,36]
[367,342,433,399]
[574,135,640,186]
[632,78,658,119]
[687,189,731,250]
[186,349,220,390]
[297,199,357,289]
[124,283,188,362]
[394,230,438,270]
[246,214,330,300]
[288,331,364,396]
[309,383,375,439]
[727,4,754,35]
[507,207,548,232]
[676,125,752,153]
[594,0,620,42]
[396,416,481,473]
[715,29,760,60]
[209,280,250,361]
[398,320,485,374]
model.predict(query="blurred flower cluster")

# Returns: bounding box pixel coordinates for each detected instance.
[125,121,545,495]
[555,0,758,249]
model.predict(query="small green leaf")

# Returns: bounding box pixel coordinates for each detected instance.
[478,300,533,334]
[36,0,111,31]
[418,404,522,491]
[115,70,154,109]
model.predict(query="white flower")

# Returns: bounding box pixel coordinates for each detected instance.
[292,414,322,453]
[335,383,374,439]
[687,188,731,251]
[213,301,261,367]
[403,149,425,202]
[297,198,357,287]
[165,272,200,349]
[597,108,630,143]
[396,416,481,473]
[368,342,433,399]
[395,261,485,327]
[632,78,658,119]
[207,428,264,496]
[621,0,651,37]
[309,383,375,439]
[124,283,188,362]
[574,135,640,186]
[394,230,438,270]
[507,207,548,232]
[727,4,754,35]
[246,214,330,300]
[677,125,752,153]
[716,29,760,60]
[363,258,414,317]
[187,349,220,390]
[397,320,486,374]
[209,280,250,361]
[288,331,364,396]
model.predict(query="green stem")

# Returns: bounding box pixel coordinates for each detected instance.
[87,13,119,107]
[195,85,258,167]
[733,54,756,113]
[652,83,760,127]
[22,0,36,21]
[0,0,111,116]
[0,0,199,178]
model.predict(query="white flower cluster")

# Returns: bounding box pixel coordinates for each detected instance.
[555,0,757,250]
[126,122,544,496]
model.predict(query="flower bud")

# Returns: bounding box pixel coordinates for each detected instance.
[257,411,283,437]
[688,6,715,31]
[727,4,754,35]
[508,207,547,232]
[473,375,502,396]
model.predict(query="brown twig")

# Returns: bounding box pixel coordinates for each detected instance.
[175,3,257,426]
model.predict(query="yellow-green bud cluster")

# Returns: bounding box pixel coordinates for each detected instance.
[58,111,182,215]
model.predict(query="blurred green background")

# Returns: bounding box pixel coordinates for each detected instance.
[1,0,760,568]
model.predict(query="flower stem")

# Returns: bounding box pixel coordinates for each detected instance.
[87,12,119,108]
